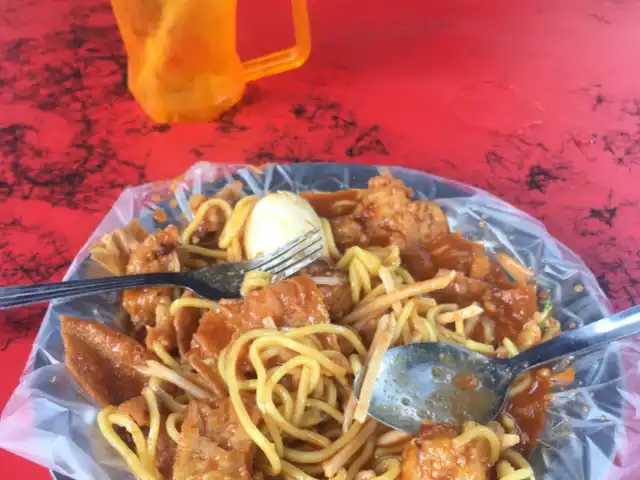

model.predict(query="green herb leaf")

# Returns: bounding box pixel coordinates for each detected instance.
[540,297,553,321]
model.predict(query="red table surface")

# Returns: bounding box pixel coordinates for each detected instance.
[1,0,640,478]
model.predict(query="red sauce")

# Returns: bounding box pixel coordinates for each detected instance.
[152,208,168,223]
[504,373,551,453]
[453,373,481,390]
[400,247,438,280]
[300,190,360,218]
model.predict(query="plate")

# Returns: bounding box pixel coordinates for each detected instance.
[0,162,625,480]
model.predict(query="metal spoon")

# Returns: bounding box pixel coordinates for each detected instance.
[354,305,640,434]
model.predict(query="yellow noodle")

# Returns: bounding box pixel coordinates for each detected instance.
[342,393,358,432]
[503,337,520,357]
[355,471,376,480]
[241,270,273,297]
[326,379,339,408]
[169,298,217,316]
[149,383,188,413]
[502,449,536,479]
[343,272,455,324]
[182,244,228,260]
[501,433,521,450]
[371,457,401,480]
[152,341,181,371]
[466,338,495,354]
[251,336,348,381]
[166,412,184,443]
[376,430,413,447]
[353,259,372,294]
[394,267,415,285]
[464,314,482,337]
[294,463,327,476]
[260,359,327,447]
[293,367,313,426]
[349,262,362,303]
[323,419,379,477]
[142,387,160,472]
[482,317,495,343]
[264,399,331,448]
[361,283,387,304]
[377,267,403,316]
[354,315,396,423]
[97,407,153,480]
[281,460,317,480]
[497,462,534,480]
[283,324,368,357]
[322,218,341,259]
[137,361,213,400]
[331,468,349,480]
[452,425,501,464]
[414,298,438,315]
[410,311,437,342]
[225,330,282,473]
[507,373,532,397]
[374,444,406,458]
[283,420,365,463]
[337,248,357,270]
[307,398,343,424]
[436,303,484,324]
[349,354,363,376]
[274,384,295,421]
[391,301,415,345]
[227,235,244,262]
[183,258,209,269]
[219,195,258,249]
[355,249,382,275]
[182,198,233,244]
[346,438,376,480]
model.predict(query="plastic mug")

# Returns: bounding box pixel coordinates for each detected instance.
[111,0,311,122]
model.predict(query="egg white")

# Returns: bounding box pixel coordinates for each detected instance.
[243,191,327,260]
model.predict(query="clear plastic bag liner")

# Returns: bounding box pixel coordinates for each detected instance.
[0,162,636,480]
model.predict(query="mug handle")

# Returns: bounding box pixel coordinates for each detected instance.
[242,0,311,82]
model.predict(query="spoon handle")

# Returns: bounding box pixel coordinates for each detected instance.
[506,305,640,374]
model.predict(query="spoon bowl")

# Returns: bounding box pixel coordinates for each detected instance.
[355,305,640,433]
[355,342,514,433]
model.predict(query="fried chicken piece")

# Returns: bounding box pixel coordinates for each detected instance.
[192,276,336,358]
[329,216,367,250]
[90,219,149,276]
[145,303,177,351]
[329,174,450,251]
[122,226,181,331]
[401,423,490,480]
[60,316,152,407]
[303,260,354,320]
[117,395,149,427]
[243,275,331,330]
[173,291,203,356]
[173,398,258,480]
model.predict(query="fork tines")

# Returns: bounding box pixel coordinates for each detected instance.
[251,228,324,282]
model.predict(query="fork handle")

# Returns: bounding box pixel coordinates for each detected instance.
[0,273,182,309]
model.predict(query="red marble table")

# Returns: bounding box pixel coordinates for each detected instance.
[1,0,640,478]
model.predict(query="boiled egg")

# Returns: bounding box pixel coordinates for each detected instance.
[243,191,327,260]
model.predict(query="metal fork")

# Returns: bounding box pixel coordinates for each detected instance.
[0,228,324,309]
